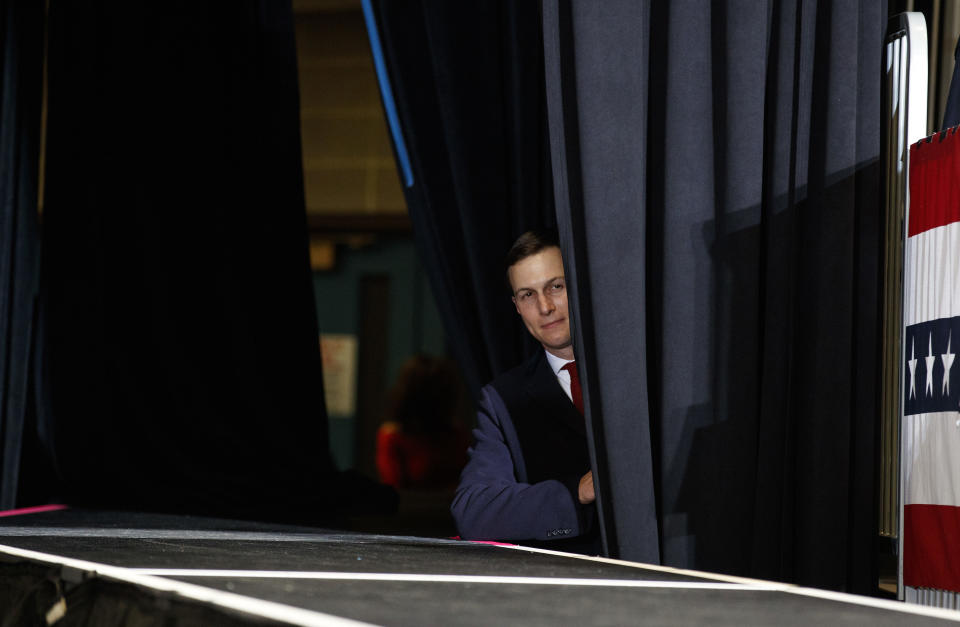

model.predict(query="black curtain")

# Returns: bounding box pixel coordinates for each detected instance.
[369,0,555,394]
[944,36,960,129]
[545,0,884,593]
[0,0,44,509]
[35,1,376,522]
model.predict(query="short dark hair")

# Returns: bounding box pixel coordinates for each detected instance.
[505,230,560,293]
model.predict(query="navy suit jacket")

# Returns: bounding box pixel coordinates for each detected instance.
[451,350,598,552]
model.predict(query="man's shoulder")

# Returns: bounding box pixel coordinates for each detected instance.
[487,351,544,400]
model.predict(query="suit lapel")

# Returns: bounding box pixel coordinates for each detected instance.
[526,351,586,438]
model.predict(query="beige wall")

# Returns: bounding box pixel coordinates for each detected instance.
[294,6,406,216]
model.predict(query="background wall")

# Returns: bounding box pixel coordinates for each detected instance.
[312,237,446,473]
[292,1,459,480]
[295,6,406,217]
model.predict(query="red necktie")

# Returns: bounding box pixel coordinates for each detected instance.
[562,361,584,415]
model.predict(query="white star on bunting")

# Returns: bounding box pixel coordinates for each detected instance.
[926,333,936,397]
[909,337,918,400]
[943,331,955,396]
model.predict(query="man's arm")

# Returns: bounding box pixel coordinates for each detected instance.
[450,386,590,542]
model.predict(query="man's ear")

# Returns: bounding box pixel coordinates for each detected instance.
[512,296,520,315]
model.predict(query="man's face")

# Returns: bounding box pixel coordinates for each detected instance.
[508,246,572,358]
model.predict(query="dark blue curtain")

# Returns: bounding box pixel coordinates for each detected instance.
[0,0,44,510]
[367,0,555,396]
[544,0,885,593]
[364,0,887,592]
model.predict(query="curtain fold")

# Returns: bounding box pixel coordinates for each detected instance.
[369,0,555,395]
[0,0,44,509]
[542,0,659,563]
[545,0,884,592]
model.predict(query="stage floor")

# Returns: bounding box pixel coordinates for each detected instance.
[0,509,957,626]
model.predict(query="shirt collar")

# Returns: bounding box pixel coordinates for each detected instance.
[544,349,575,376]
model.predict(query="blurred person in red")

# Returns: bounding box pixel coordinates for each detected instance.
[376,354,469,489]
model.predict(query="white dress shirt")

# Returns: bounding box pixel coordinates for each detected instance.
[544,350,575,403]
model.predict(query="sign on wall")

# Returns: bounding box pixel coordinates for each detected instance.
[320,333,358,417]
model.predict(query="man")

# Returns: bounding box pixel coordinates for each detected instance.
[451,231,598,554]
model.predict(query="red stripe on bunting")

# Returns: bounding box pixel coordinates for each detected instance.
[908,129,960,237]
[904,504,960,592]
